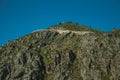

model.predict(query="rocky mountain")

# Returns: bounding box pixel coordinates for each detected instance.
[0,22,120,80]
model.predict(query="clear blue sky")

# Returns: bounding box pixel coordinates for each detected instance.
[0,0,120,45]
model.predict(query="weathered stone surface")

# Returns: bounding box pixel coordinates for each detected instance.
[0,22,120,80]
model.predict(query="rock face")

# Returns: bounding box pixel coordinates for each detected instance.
[0,22,120,80]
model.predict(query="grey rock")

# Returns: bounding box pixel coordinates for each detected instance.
[0,23,120,80]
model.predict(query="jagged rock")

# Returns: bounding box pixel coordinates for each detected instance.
[38,41,46,47]
[0,64,10,80]
[0,22,120,80]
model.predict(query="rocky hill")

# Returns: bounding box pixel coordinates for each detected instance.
[48,22,91,30]
[0,22,120,80]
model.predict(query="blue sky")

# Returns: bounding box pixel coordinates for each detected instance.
[0,0,120,45]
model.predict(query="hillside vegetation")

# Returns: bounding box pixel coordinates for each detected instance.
[48,22,92,31]
[0,22,120,80]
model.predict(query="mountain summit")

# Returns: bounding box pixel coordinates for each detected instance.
[48,22,92,31]
[33,22,101,35]
[0,22,120,80]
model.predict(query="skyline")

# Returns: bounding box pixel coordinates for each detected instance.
[0,0,120,45]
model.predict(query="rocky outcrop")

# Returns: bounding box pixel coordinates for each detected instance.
[0,45,46,80]
[32,29,94,35]
[0,22,120,80]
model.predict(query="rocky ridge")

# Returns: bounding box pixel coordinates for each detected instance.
[32,29,94,35]
[0,22,120,80]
